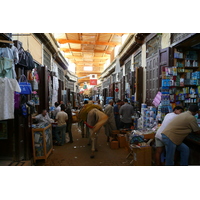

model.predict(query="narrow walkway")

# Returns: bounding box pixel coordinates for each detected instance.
[35,123,131,166]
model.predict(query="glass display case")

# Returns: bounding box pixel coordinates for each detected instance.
[32,124,53,163]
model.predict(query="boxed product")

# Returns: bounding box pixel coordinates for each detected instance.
[180,78,184,86]
[117,134,127,148]
[132,146,152,166]
[110,140,119,149]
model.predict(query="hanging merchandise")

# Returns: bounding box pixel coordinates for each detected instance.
[0,47,18,79]
[14,92,20,109]
[32,93,40,105]
[32,78,38,90]
[48,75,53,105]
[16,47,35,70]
[20,103,28,117]
[0,56,13,78]
[18,74,32,95]
[0,77,21,120]
[52,76,59,104]
[26,100,36,114]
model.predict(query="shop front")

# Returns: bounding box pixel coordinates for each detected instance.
[162,33,200,164]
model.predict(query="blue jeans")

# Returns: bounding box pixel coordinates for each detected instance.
[55,124,66,145]
[161,134,189,166]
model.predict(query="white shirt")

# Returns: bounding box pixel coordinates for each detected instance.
[35,113,52,124]
[53,106,61,117]
[155,112,178,140]
[0,77,21,120]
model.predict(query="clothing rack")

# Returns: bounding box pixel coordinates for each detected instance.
[0,40,13,44]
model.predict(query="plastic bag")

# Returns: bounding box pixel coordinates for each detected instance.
[65,133,70,143]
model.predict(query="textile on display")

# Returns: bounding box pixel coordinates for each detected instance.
[0,46,19,79]
[52,76,59,105]
[0,77,21,120]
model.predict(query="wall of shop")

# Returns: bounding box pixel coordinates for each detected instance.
[161,33,171,49]
[12,34,42,64]
[141,43,146,103]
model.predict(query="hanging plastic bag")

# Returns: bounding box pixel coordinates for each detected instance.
[18,74,32,95]
[33,79,38,90]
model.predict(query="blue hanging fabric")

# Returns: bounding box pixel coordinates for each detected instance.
[18,74,32,95]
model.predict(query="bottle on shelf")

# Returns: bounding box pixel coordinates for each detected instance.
[193,60,196,67]
[185,60,187,67]
[187,60,190,67]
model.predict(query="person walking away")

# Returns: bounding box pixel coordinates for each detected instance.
[161,104,200,166]
[65,103,73,143]
[54,104,68,146]
[104,99,117,142]
[119,99,134,129]
[52,102,61,119]
[114,100,121,130]
[155,106,183,166]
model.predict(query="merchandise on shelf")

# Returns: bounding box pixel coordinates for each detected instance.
[138,104,157,129]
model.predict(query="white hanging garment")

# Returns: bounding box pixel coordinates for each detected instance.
[0,77,21,120]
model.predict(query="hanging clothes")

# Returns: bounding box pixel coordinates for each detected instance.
[0,47,19,79]
[0,77,21,120]
[52,76,59,104]
[0,56,13,78]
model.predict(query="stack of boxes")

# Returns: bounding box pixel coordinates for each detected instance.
[138,104,157,129]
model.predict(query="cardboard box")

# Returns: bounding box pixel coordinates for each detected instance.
[117,134,127,148]
[110,141,119,149]
[143,132,155,139]
[132,146,152,166]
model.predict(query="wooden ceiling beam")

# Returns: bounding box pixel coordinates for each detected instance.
[74,61,106,64]
[60,48,112,54]
[76,71,102,74]
[101,33,127,36]
[57,39,120,46]
[65,56,110,60]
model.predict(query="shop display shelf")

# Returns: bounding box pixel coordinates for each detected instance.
[32,124,53,163]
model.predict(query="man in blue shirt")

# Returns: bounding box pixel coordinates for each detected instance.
[119,99,134,129]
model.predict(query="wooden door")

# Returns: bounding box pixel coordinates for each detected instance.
[37,66,49,113]
[158,47,171,87]
[136,67,143,106]
[146,47,171,105]
[146,53,159,105]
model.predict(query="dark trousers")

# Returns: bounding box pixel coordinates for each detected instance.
[66,122,73,142]
[115,116,120,130]
[119,121,132,129]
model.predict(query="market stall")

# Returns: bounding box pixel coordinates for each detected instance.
[32,124,53,163]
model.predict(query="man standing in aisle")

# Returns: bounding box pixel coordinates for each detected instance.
[104,99,117,142]
[52,102,61,119]
[55,104,68,146]
[161,104,200,166]
[114,100,121,130]
[155,106,183,166]
[119,99,134,129]
[65,103,73,143]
